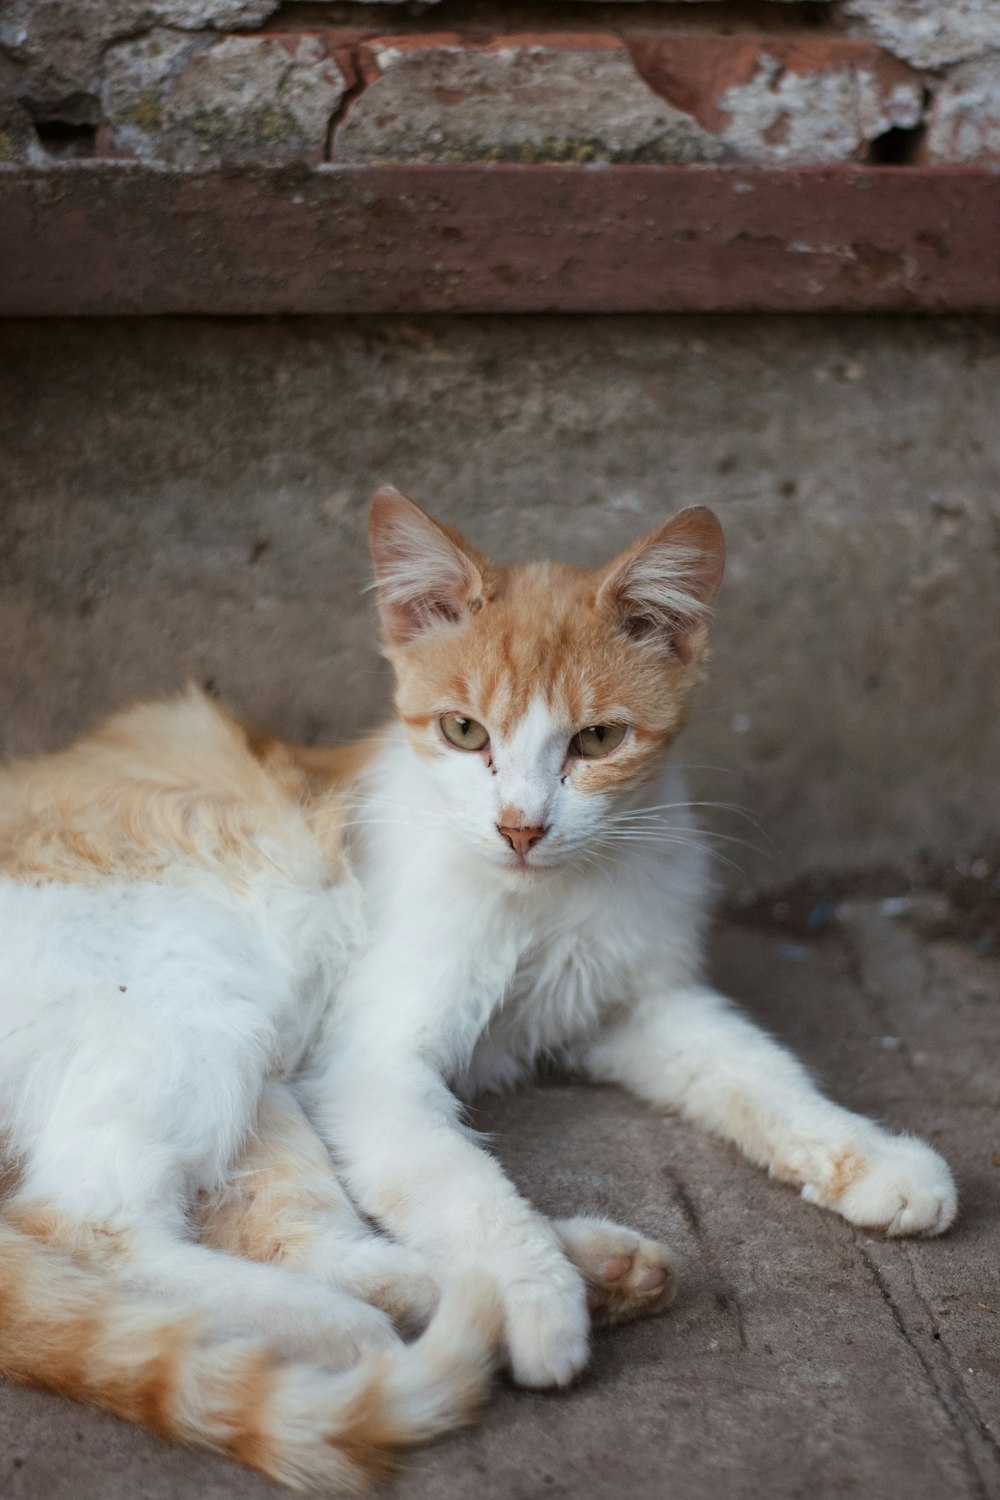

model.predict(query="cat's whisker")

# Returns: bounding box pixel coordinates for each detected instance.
[607,799,770,831]
[593,827,757,877]
[605,803,776,851]
[598,826,772,861]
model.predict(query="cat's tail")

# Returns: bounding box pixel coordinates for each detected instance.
[0,1219,503,1491]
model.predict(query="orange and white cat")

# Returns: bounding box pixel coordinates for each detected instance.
[0,490,955,1488]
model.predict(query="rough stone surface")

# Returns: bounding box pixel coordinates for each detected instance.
[0,94,45,164]
[334,33,923,166]
[925,55,1000,162]
[0,0,280,120]
[0,907,996,1499]
[630,35,923,164]
[100,30,345,165]
[845,0,1000,70]
[2,316,999,887]
[340,35,929,167]
[336,36,724,165]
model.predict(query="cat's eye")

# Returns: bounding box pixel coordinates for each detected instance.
[569,724,627,759]
[440,714,490,752]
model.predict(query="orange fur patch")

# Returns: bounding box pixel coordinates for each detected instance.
[199,1084,360,1271]
[820,1148,869,1205]
[0,690,353,890]
[207,1346,281,1474]
[387,559,706,792]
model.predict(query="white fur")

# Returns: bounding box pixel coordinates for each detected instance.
[302,714,956,1383]
[0,700,957,1392]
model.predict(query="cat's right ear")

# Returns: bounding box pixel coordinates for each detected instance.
[368,487,488,645]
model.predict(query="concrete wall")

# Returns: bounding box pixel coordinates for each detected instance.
[2,314,998,890]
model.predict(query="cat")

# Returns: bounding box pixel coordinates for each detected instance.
[0,488,956,1488]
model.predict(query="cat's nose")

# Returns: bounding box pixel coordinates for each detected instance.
[497,823,548,859]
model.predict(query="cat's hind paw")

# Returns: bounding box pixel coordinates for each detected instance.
[801,1135,957,1237]
[553,1216,678,1326]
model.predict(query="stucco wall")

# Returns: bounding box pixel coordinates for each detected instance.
[3,313,998,890]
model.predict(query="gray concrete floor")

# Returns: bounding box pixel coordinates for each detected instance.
[1,904,997,1500]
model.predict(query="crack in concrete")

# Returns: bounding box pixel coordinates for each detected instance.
[900,1243,1000,1466]
[670,1174,701,1238]
[667,1167,749,1353]
[856,1235,1000,1500]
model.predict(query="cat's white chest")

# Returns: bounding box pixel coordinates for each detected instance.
[460,915,628,1094]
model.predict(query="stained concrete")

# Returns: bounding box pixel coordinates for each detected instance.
[3,315,1000,889]
[0,905,996,1500]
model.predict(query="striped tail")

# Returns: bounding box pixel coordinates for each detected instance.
[0,1219,502,1491]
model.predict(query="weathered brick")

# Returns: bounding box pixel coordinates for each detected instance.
[845,0,1000,70]
[631,36,923,164]
[0,96,46,165]
[100,30,345,166]
[924,56,1000,163]
[335,35,723,165]
[333,33,922,168]
[0,0,281,117]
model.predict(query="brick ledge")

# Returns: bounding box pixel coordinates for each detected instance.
[2,163,999,315]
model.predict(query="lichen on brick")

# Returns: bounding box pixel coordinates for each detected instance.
[101,29,345,166]
[333,39,724,166]
[0,98,46,165]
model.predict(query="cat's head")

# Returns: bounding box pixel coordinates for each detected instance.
[369,488,725,874]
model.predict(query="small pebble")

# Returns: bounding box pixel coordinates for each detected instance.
[807,900,836,931]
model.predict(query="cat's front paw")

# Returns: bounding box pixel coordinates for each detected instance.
[802,1134,957,1237]
[500,1267,591,1388]
[553,1216,678,1326]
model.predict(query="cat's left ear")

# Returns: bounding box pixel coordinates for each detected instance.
[368,487,489,645]
[596,506,725,664]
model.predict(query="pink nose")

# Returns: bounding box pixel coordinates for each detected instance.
[497,824,548,859]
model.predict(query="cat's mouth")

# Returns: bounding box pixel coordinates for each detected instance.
[494,845,561,875]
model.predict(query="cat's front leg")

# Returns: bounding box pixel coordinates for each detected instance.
[585,986,956,1237]
[311,1039,590,1388]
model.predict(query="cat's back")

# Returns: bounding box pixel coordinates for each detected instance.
[0,688,345,890]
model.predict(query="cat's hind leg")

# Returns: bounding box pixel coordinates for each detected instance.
[203,1088,677,1333]
[585,986,956,1237]
[1,883,401,1368]
[201,1080,441,1333]
[553,1217,677,1326]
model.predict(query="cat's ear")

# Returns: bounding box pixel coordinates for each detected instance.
[368,487,488,645]
[596,506,725,664]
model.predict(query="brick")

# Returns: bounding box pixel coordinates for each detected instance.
[100,30,345,166]
[0,0,281,118]
[631,36,923,164]
[844,0,1000,70]
[333,33,922,168]
[924,56,1000,163]
[334,35,724,166]
[0,96,46,165]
